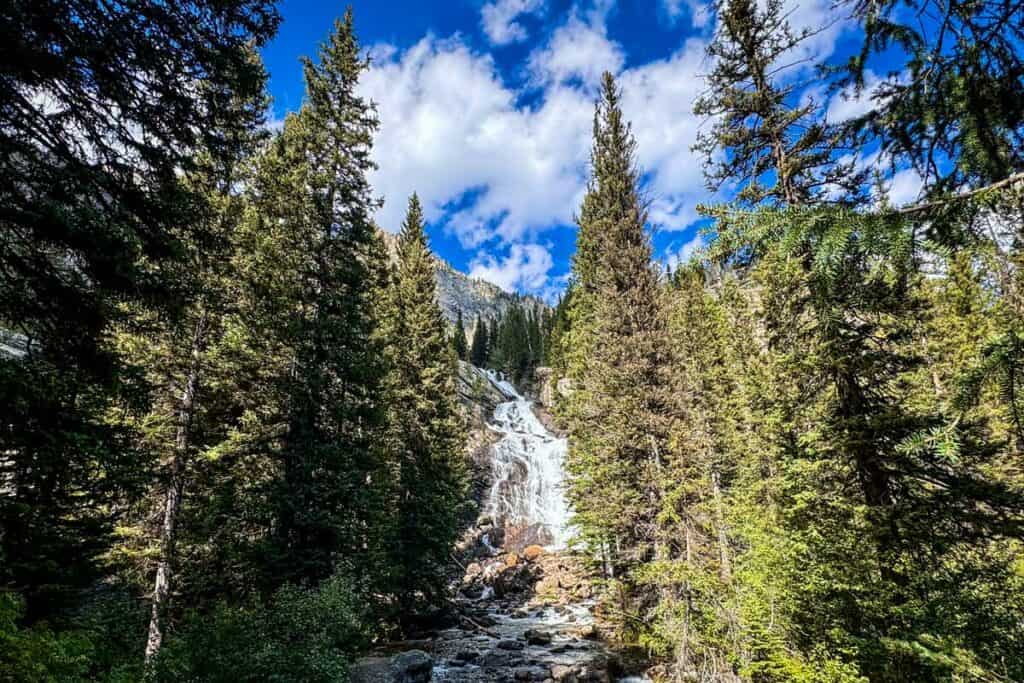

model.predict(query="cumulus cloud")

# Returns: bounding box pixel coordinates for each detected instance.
[527,10,624,88]
[354,0,857,293]
[469,243,554,292]
[664,232,706,271]
[358,36,593,245]
[481,0,546,45]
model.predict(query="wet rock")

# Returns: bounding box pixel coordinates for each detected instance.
[389,650,432,683]
[479,650,517,668]
[454,648,479,662]
[524,628,553,645]
[575,624,599,640]
[461,584,484,599]
[464,562,483,580]
[551,664,576,681]
[515,665,550,680]
[498,638,526,651]
[506,552,520,568]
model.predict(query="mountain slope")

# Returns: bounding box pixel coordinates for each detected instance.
[379,229,549,327]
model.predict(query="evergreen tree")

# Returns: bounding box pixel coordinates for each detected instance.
[564,72,670,590]
[235,10,390,590]
[842,0,1024,194]
[0,0,279,620]
[693,0,862,205]
[469,314,489,367]
[382,194,467,605]
[452,309,469,360]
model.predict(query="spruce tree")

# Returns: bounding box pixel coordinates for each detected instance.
[564,72,670,587]
[452,309,469,360]
[382,194,467,605]
[842,0,1024,194]
[0,0,279,620]
[235,10,390,589]
[470,314,489,367]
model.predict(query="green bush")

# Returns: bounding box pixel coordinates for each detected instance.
[152,572,372,682]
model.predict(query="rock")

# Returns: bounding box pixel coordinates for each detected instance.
[497,638,526,651]
[534,575,560,597]
[515,665,549,680]
[389,650,433,683]
[523,628,553,645]
[505,552,520,567]
[551,664,576,682]
[464,561,483,580]
[460,584,484,600]
[523,544,545,561]
[575,624,599,640]
[349,656,391,683]
[454,648,479,662]
[479,650,517,668]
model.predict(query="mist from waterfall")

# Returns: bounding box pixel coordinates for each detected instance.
[480,371,572,549]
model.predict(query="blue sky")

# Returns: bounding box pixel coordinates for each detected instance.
[260,0,916,300]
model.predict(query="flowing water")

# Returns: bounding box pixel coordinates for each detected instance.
[482,371,572,550]
[353,370,651,682]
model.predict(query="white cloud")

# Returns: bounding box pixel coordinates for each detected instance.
[661,0,712,28]
[527,11,624,88]
[481,0,546,45]
[358,15,715,255]
[469,243,554,292]
[619,37,711,230]
[358,37,594,245]
[887,166,924,207]
[664,232,706,271]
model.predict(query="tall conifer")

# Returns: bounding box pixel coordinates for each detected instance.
[564,73,670,586]
[382,194,467,605]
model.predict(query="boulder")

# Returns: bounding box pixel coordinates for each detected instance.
[505,552,520,568]
[523,628,553,645]
[389,650,433,683]
[523,544,545,561]
[551,664,576,682]
[497,639,526,651]
[514,665,549,680]
[349,656,391,683]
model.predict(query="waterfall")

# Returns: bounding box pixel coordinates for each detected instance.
[481,370,572,550]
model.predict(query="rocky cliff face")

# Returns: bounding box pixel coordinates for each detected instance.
[379,230,548,329]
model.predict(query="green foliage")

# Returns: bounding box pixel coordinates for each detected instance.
[486,301,546,383]
[381,194,469,606]
[151,573,370,683]
[469,313,490,367]
[452,309,469,360]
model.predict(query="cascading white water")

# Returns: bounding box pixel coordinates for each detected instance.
[481,370,572,549]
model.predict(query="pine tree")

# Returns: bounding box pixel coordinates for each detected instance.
[382,194,467,605]
[234,10,390,589]
[564,72,670,592]
[470,314,489,367]
[693,0,861,205]
[0,0,279,621]
[842,0,1024,194]
[452,309,469,361]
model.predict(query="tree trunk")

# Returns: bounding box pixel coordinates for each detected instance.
[145,315,205,664]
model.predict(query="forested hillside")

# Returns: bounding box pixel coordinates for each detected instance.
[2,0,1024,682]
